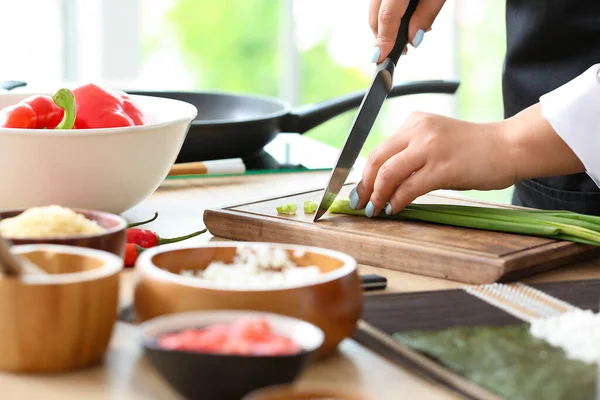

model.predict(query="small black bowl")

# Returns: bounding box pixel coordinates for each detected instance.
[139,310,325,400]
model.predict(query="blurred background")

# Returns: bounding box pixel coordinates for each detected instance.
[0,0,512,204]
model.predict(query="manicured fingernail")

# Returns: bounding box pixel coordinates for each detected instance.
[385,203,393,215]
[370,46,381,63]
[365,201,375,218]
[413,29,425,48]
[349,187,359,209]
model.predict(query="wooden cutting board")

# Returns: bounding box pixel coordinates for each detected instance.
[203,184,600,284]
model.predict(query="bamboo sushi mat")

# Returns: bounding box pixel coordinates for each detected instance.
[358,279,600,334]
[354,279,600,400]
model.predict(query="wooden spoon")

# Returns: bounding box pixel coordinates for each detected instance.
[0,219,47,276]
[0,235,23,276]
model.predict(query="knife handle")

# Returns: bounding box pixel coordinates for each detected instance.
[388,0,420,65]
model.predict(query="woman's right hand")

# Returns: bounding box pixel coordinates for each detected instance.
[369,0,447,62]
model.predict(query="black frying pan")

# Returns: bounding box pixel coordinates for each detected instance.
[1,80,460,162]
[130,79,460,163]
[0,81,27,91]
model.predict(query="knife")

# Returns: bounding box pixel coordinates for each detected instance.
[313,0,420,222]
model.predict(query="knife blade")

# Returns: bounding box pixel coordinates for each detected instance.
[313,0,420,222]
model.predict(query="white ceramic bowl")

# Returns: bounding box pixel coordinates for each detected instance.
[0,93,197,213]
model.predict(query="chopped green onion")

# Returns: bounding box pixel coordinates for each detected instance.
[303,200,318,214]
[276,203,298,215]
[328,198,600,247]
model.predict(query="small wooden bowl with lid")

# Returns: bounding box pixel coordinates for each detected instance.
[0,244,123,373]
[133,242,363,358]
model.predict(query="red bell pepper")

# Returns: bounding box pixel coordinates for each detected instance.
[72,83,149,128]
[0,103,37,128]
[118,90,148,125]
[52,89,77,129]
[126,228,207,248]
[0,88,75,129]
[25,95,64,128]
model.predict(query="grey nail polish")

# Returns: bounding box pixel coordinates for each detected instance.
[365,201,375,218]
[349,187,359,209]
[413,29,425,48]
[385,203,393,215]
[370,46,381,63]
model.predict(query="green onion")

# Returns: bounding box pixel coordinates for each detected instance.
[408,204,600,232]
[328,198,600,246]
[303,200,318,214]
[276,203,298,215]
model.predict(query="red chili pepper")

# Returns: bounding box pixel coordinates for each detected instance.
[124,243,144,267]
[72,83,149,129]
[127,228,207,248]
[127,212,159,229]
[0,88,74,129]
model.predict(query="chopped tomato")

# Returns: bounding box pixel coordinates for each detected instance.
[157,317,302,356]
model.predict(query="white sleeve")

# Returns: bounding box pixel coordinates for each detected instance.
[539,64,600,188]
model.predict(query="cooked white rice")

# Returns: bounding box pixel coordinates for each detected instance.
[0,205,105,238]
[180,245,322,288]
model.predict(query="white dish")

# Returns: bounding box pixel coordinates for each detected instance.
[0,93,197,213]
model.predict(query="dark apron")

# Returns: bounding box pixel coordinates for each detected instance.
[503,0,600,215]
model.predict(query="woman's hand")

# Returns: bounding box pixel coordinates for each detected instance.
[350,104,586,217]
[369,0,447,62]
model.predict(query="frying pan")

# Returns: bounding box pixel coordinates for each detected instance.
[130,79,460,162]
[0,79,460,162]
[0,80,27,92]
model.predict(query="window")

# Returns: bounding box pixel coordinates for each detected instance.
[0,0,512,203]
[0,0,64,86]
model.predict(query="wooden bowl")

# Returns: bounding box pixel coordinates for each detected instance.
[134,242,362,357]
[0,208,127,257]
[0,244,123,373]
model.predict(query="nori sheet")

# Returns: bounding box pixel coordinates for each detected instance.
[394,324,597,400]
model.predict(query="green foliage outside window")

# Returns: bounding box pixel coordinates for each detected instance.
[146,0,513,203]
[164,0,372,151]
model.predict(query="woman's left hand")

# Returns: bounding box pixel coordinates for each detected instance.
[350,104,585,217]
